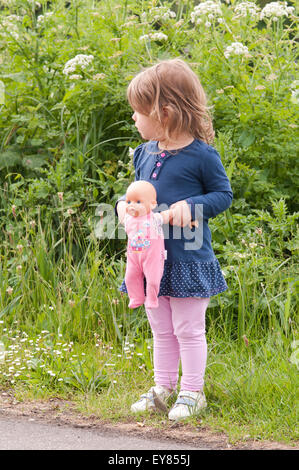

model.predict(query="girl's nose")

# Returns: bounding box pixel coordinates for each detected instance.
[132,112,136,121]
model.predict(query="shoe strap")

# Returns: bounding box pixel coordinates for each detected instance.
[140,392,154,400]
[174,396,196,407]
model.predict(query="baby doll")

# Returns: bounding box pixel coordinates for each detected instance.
[119,180,173,309]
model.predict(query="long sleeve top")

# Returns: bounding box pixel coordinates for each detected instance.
[117,139,233,297]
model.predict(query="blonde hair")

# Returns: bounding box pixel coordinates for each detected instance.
[127,58,215,145]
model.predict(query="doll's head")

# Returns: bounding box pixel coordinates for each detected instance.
[125,181,157,217]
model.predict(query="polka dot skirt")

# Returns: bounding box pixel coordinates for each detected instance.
[119,258,228,298]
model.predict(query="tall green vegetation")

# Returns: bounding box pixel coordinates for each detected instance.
[0,0,298,442]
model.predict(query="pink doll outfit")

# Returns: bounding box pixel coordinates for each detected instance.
[124,211,165,309]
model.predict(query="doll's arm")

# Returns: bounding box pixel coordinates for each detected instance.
[117,200,127,225]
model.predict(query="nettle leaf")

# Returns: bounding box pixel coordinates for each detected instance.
[22,155,49,169]
[0,72,28,83]
[30,138,44,146]
[238,130,256,148]
[0,150,22,168]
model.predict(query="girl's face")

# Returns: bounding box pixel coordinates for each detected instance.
[132,111,165,141]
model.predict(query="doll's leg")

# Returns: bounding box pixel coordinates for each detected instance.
[142,249,164,309]
[125,254,145,309]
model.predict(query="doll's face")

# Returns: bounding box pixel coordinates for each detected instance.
[126,185,156,217]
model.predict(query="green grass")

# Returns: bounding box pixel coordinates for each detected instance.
[72,335,298,445]
[0,207,298,445]
[0,0,298,447]
[1,319,298,444]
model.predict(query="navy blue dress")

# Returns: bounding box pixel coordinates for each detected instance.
[116,139,233,298]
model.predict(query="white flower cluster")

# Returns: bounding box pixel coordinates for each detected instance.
[63,54,94,78]
[233,2,260,18]
[36,12,54,26]
[224,42,249,58]
[290,80,299,105]
[260,1,295,21]
[1,15,21,39]
[191,1,223,24]
[2,14,22,22]
[139,32,168,42]
[0,326,76,386]
[141,7,176,23]
[28,0,41,6]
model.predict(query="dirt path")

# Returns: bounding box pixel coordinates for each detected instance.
[0,391,297,450]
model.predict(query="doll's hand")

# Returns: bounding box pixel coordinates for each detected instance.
[117,200,127,224]
[169,200,192,228]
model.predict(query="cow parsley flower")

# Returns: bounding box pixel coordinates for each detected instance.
[224,42,249,58]
[141,7,176,23]
[63,54,94,77]
[233,2,260,18]
[93,73,106,80]
[150,32,168,41]
[191,1,223,24]
[28,0,41,6]
[139,32,168,42]
[36,12,54,26]
[69,74,83,81]
[1,15,21,39]
[260,2,295,21]
[290,80,299,105]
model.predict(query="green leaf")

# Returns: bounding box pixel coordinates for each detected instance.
[22,155,49,169]
[238,130,256,148]
[0,72,28,83]
[0,295,22,319]
[0,80,4,104]
[0,151,22,168]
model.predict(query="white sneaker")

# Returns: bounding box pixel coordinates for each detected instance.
[131,385,172,413]
[168,390,207,420]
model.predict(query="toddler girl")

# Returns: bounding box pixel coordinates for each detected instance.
[116,58,233,420]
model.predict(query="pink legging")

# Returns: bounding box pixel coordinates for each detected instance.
[145,296,210,392]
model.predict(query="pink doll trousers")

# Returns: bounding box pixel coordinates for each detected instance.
[125,244,164,309]
[145,296,210,392]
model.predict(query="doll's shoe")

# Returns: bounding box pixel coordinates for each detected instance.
[131,385,173,413]
[168,390,207,420]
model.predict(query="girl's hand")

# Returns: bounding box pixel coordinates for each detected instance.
[160,209,174,225]
[169,200,192,228]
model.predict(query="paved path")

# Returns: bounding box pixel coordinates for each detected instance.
[0,414,206,450]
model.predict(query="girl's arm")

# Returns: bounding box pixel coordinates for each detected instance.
[185,147,233,221]
[186,191,232,220]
